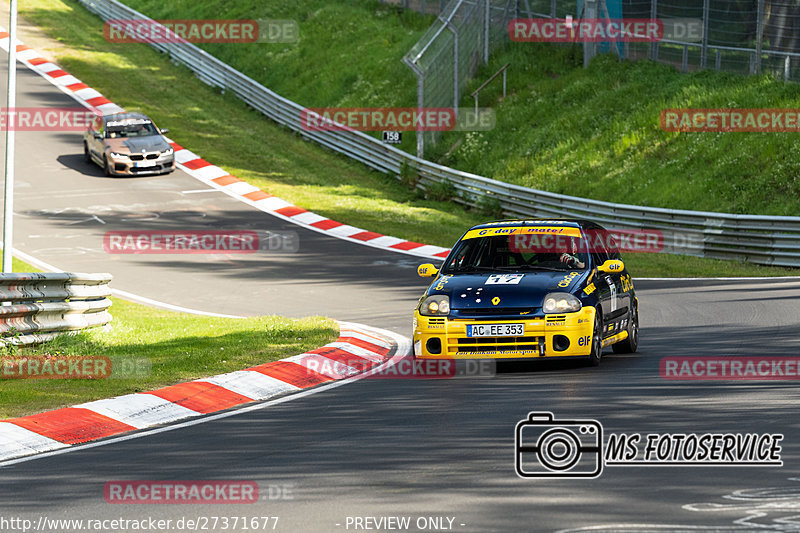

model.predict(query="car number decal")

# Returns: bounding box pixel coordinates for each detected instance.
[485,274,524,285]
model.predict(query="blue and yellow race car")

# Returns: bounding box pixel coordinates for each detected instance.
[413,219,638,365]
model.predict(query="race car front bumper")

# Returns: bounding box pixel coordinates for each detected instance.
[107,152,175,176]
[413,307,596,360]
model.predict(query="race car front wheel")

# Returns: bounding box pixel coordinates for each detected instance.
[103,155,112,177]
[83,143,91,164]
[588,308,603,366]
[612,302,639,354]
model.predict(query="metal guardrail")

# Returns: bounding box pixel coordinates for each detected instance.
[77,0,800,268]
[0,273,113,345]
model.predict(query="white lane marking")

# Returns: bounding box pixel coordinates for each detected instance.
[10,248,247,318]
[110,289,246,319]
[555,477,800,532]
[65,215,105,225]
[0,328,410,467]
[181,189,221,194]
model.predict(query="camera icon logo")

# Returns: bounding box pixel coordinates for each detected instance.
[515,412,603,478]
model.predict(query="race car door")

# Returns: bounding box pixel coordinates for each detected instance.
[590,236,627,332]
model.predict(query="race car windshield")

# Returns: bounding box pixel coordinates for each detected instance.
[106,122,159,138]
[442,233,589,274]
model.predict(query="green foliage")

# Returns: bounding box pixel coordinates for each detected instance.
[475,195,504,219]
[425,179,457,202]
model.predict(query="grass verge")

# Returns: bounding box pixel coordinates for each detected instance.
[1,260,338,419]
[12,0,799,278]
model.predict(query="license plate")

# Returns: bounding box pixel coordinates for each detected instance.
[134,160,157,168]
[466,323,525,337]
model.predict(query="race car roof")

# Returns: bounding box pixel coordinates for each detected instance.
[103,112,152,124]
[468,219,592,231]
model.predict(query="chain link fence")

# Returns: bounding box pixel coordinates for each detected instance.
[402,0,517,157]
[519,1,800,80]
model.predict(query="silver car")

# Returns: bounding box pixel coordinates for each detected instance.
[83,112,175,176]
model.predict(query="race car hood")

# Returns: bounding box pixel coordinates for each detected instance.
[428,270,589,310]
[105,135,170,154]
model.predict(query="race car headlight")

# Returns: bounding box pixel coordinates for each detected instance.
[162,147,174,156]
[542,292,582,314]
[419,295,450,316]
[108,152,126,159]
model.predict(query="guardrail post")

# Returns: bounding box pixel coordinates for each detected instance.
[417,77,425,158]
[755,0,764,74]
[583,0,598,68]
[483,0,490,63]
[649,0,658,61]
[550,0,556,18]
[785,55,791,81]
[700,0,709,69]
[682,45,688,72]
[443,20,459,113]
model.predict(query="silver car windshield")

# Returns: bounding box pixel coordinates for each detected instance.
[106,122,159,138]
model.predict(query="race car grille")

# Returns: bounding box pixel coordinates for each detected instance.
[454,307,537,317]
[449,336,543,354]
[130,165,165,173]
[129,153,160,161]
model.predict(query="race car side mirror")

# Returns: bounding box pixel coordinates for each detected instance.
[598,259,624,273]
[160,128,169,134]
[417,263,439,277]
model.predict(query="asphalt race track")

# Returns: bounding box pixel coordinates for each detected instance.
[2,34,800,533]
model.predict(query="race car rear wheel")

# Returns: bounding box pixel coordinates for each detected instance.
[588,308,603,366]
[612,302,639,354]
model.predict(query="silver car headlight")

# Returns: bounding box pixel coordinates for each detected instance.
[542,292,582,313]
[108,152,126,159]
[419,295,450,316]
[162,147,174,156]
